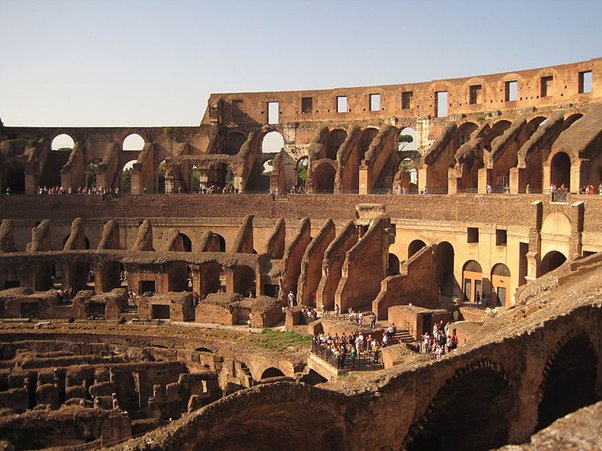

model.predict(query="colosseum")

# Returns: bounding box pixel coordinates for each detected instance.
[0,57,601,450]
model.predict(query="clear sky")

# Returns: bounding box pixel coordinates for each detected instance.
[1,0,601,127]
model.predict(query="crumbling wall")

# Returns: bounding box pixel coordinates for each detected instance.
[280,218,312,298]
[231,215,254,253]
[297,219,335,306]
[316,221,358,309]
[335,216,389,312]
[372,245,439,319]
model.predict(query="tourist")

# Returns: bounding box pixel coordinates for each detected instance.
[287,290,296,308]
[370,311,376,329]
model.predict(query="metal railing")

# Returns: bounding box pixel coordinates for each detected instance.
[311,341,382,370]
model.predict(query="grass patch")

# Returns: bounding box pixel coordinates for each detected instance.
[250,328,312,352]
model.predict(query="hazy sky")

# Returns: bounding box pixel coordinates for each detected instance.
[1,0,601,127]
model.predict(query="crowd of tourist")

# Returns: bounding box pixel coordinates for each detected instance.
[312,330,382,369]
[420,320,458,358]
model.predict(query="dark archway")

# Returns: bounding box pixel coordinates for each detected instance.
[406,365,513,451]
[233,265,256,296]
[408,239,426,258]
[313,163,336,194]
[540,251,567,276]
[537,333,598,431]
[296,156,308,188]
[326,129,347,160]
[98,261,125,292]
[261,367,285,379]
[224,131,247,155]
[550,152,571,189]
[167,261,188,292]
[435,241,455,297]
[359,128,378,160]
[200,262,222,296]
[388,253,400,276]
[121,160,137,193]
[86,158,101,189]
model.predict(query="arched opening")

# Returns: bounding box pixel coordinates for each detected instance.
[70,261,94,293]
[233,265,256,296]
[169,232,192,252]
[388,253,400,276]
[224,131,247,155]
[86,159,102,189]
[408,240,426,258]
[157,160,167,194]
[457,122,479,145]
[208,233,226,252]
[120,160,137,193]
[51,134,75,151]
[540,251,567,276]
[122,133,145,151]
[398,127,417,151]
[435,241,455,297]
[359,128,379,160]
[199,262,222,297]
[167,261,189,292]
[261,367,285,379]
[564,113,583,128]
[550,152,571,190]
[537,334,598,431]
[492,120,512,136]
[462,260,482,303]
[0,159,25,194]
[261,131,285,154]
[326,129,347,160]
[406,366,512,451]
[312,162,336,194]
[296,157,308,189]
[491,263,511,306]
[398,157,418,192]
[190,165,201,192]
[99,261,126,292]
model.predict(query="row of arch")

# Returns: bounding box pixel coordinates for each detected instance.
[402,239,567,305]
[406,330,599,450]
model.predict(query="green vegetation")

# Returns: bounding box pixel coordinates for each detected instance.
[251,328,312,352]
[297,158,308,184]
[398,134,414,151]
[399,159,417,171]
[121,168,132,193]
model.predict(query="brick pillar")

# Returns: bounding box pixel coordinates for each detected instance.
[477,168,491,194]
[358,167,369,194]
[447,167,459,194]
[418,166,428,194]
[25,173,37,194]
[509,167,526,194]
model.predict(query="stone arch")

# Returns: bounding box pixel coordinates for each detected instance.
[563,112,583,127]
[540,250,567,276]
[224,131,247,155]
[435,241,455,297]
[122,133,145,151]
[405,359,513,451]
[536,330,598,431]
[457,122,479,145]
[51,134,75,151]
[313,162,336,194]
[155,383,349,450]
[233,265,256,296]
[261,131,285,154]
[62,234,90,250]
[462,260,482,303]
[408,239,426,258]
[260,367,286,379]
[550,152,571,190]
[491,263,511,306]
[326,129,347,160]
[171,232,192,252]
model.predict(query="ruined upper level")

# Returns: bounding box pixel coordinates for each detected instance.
[203,58,602,127]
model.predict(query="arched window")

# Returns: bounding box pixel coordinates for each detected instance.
[122,133,145,151]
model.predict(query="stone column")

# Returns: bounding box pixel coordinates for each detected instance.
[358,166,369,195]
